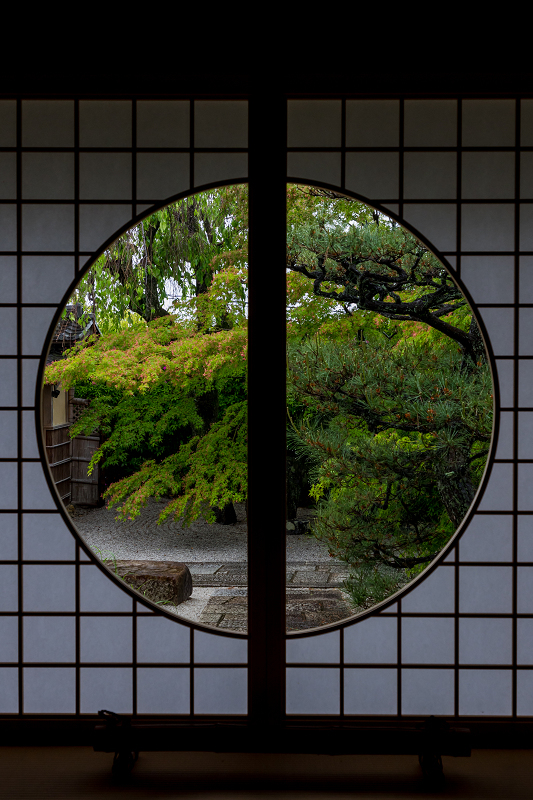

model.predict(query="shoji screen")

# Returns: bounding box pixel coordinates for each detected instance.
[0,94,531,725]
[0,99,250,717]
[285,98,528,720]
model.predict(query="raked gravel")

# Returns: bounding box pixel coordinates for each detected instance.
[70,499,341,624]
[71,499,336,563]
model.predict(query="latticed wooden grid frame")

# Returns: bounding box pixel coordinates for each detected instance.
[0,94,531,725]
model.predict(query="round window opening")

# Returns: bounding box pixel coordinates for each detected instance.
[41,184,494,635]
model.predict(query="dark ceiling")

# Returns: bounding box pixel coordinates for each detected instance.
[3,72,532,98]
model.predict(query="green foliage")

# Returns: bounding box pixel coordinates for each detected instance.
[102,401,247,525]
[287,314,492,608]
[45,183,493,620]
[72,185,249,332]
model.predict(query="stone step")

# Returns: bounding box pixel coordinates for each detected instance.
[199,588,356,632]
[110,560,193,606]
[189,562,350,588]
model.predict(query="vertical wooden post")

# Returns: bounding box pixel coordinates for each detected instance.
[247,88,287,728]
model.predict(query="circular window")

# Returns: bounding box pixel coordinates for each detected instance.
[40,183,494,636]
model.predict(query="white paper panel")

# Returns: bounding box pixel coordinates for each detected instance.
[461,256,515,304]
[517,670,533,715]
[496,411,513,459]
[194,630,247,664]
[521,99,533,146]
[22,462,55,510]
[194,667,247,714]
[462,100,515,147]
[462,152,515,199]
[459,669,512,715]
[136,616,189,663]
[479,307,515,355]
[404,99,457,146]
[0,668,18,712]
[496,359,514,407]
[459,567,513,613]
[519,256,533,302]
[343,616,397,664]
[0,463,18,510]
[0,410,17,458]
[402,566,455,613]
[0,514,17,559]
[402,204,456,252]
[21,205,75,252]
[0,204,17,251]
[0,360,19,406]
[517,516,533,561]
[193,153,248,188]
[517,619,533,664]
[23,616,75,662]
[344,152,399,200]
[80,617,132,663]
[22,359,39,407]
[23,667,76,713]
[22,513,76,561]
[21,306,56,356]
[136,100,189,148]
[286,667,340,714]
[0,152,16,199]
[79,565,132,613]
[136,153,189,200]
[345,100,399,147]
[518,463,533,511]
[286,153,341,190]
[22,153,74,200]
[79,153,132,200]
[21,101,74,147]
[0,615,18,661]
[0,256,17,303]
[0,100,16,146]
[403,152,456,199]
[477,463,514,511]
[21,410,38,459]
[194,100,248,149]
[401,669,455,716]
[78,205,132,253]
[401,617,455,664]
[79,100,132,147]
[459,515,513,562]
[287,100,341,148]
[517,567,533,612]
[461,205,515,252]
[80,667,133,714]
[136,667,190,714]
[343,668,397,715]
[286,630,340,664]
[22,256,75,304]
[23,565,75,612]
[459,618,512,664]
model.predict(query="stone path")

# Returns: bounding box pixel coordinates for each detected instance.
[189,561,351,588]
[186,562,355,632]
[198,587,356,632]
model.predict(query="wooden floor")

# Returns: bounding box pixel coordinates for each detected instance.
[1,747,532,799]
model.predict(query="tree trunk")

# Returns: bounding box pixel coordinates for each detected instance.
[436,467,477,529]
[286,449,312,519]
[212,502,237,524]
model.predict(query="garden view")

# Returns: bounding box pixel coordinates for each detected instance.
[43,184,494,627]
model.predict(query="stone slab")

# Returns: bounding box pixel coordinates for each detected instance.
[198,587,356,632]
[188,562,350,588]
[111,560,193,606]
